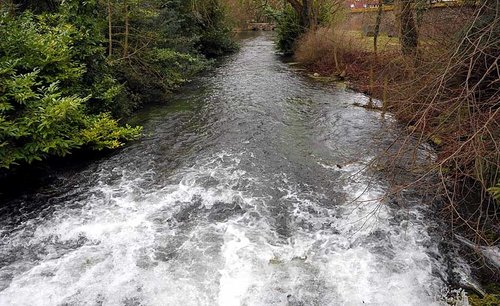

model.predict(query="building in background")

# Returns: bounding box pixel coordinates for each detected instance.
[346,0,381,9]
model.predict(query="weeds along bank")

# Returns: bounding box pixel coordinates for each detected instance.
[0,0,236,173]
[276,0,499,299]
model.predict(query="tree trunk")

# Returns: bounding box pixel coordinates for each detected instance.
[123,0,129,57]
[300,0,314,29]
[286,0,316,30]
[399,0,418,56]
[107,0,113,57]
[373,0,383,55]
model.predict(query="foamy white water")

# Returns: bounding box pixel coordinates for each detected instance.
[0,153,450,305]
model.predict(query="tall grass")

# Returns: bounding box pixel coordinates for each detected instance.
[295,27,366,75]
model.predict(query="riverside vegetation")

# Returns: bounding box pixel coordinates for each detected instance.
[0,0,235,171]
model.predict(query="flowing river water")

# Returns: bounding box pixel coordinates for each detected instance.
[0,33,468,305]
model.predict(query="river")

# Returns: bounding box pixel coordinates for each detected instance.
[0,32,464,305]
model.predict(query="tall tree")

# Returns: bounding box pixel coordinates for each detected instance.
[373,0,383,55]
[399,0,418,56]
[107,0,113,57]
[123,0,129,57]
[286,0,316,29]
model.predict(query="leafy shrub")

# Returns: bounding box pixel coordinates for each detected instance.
[113,48,208,101]
[198,26,237,57]
[147,49,207,86]
[194,1,238,57]
[0,0,237,171]
[275,6,302,55]
[0,12,141,169]
[108,0,236,103]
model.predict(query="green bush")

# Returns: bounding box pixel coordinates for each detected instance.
[0,0,237,171]
[108,0,236,102]
[194,1,238,57]
[275,6,302,55]
[158,0,237,57]
[0,12,141,169]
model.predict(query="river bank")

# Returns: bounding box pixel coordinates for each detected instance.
[290,27,500,303]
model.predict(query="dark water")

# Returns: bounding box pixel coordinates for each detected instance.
[0,33,464,305]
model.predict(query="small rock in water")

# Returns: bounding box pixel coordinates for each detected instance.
[269,256,283,265]
[291,255,307,261]
[313,73,320,77]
